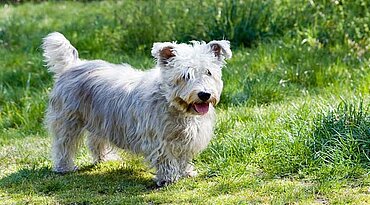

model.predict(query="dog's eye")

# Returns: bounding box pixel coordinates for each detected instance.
[206,69,212,76]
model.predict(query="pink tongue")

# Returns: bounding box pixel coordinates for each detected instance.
[194,103,209,114]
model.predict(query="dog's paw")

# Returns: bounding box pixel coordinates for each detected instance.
[183,164,198,177]
[156,179,174,187]
[94,153,121,164]
[154,175,178,187]
[54,165,78,174]
[184,169,198,178]
[103,152,121,162]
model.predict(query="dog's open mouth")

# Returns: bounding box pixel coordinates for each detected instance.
[192,103,209,115]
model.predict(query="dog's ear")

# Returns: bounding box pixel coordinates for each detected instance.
[151,42,176,64]
[208,40,232,60]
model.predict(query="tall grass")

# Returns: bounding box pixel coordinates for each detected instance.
[309,100,370,180]
[1,0,369,53]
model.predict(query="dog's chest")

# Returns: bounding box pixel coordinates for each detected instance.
[165,117,214,156]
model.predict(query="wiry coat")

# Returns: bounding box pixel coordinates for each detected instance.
[42,32,231,186]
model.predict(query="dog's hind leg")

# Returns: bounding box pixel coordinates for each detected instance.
[87,133,120,164]
[48,113,84,173]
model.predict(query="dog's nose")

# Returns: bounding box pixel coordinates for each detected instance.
[198,92,211,101]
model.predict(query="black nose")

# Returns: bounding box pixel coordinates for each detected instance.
[198,92,211,101]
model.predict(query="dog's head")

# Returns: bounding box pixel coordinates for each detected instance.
[151,40,232,115]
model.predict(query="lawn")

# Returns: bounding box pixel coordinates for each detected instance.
[1,0,370,204]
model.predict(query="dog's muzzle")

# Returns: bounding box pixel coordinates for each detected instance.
[191,92,212,115]
[197,92,211,101]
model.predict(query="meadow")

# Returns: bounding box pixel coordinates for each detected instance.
[0,0,370,204]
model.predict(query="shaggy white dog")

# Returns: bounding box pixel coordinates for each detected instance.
[42,32,231,186]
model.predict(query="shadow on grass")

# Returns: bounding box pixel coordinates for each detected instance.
[0,165,156,204]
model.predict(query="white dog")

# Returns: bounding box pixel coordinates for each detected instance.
[42,32,231,186]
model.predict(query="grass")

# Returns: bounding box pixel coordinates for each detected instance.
[1,0,370,204]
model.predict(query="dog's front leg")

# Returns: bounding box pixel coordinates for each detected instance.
[154,157,182,187]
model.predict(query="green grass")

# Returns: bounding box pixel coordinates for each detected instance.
[1,0,370,204]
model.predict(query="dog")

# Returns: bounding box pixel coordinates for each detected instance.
[42,32,232,186]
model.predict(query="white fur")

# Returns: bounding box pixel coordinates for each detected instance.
[42,32,82,77]
[42,32,231,186]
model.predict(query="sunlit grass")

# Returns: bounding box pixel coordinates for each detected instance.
[0,0,369,204]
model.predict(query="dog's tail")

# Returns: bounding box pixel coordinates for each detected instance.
[42,32,80,77]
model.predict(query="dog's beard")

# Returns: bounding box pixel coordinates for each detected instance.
[171,96,217,115]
